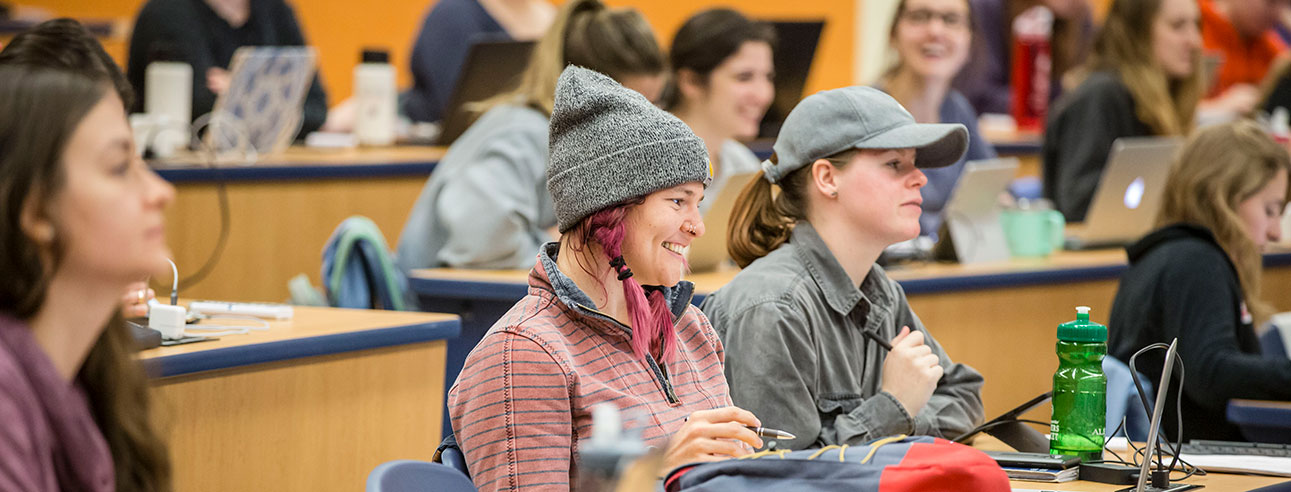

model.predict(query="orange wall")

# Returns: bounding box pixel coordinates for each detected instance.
[25,0,855,106]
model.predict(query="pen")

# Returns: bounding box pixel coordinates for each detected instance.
[746,426,796,440]
[862,329,893,351]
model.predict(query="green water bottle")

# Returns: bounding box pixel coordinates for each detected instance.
[1050,306,1107,462]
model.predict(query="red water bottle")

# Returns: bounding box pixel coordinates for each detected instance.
[1011,6,1053,133]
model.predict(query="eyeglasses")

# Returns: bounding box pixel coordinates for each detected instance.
[900,8,970,30]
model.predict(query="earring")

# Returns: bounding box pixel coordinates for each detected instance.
[830,190,839,198]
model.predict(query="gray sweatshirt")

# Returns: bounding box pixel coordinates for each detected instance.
[700,222,985,449]
[396,104,556,271]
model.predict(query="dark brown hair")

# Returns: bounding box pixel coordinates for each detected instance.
[0,65,171,492]
[663,8,777,110]
[0,18,135,110]
[884,0,979,79]
[728,150,855,267]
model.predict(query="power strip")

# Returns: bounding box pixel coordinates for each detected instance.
[188,300,294,320]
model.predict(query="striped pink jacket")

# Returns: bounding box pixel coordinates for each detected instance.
[448,247,732,491]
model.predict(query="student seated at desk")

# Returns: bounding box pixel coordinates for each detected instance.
[0,62,174,490]
[448,66,761,492]
[664,8,775,212]
[1043,0,1203,222]
[404,0,555,123]
[125,0,330,137]
[396,0,666,271]
[700,86,986,450]
[1109,120,1291,442]
[877,0,998,237]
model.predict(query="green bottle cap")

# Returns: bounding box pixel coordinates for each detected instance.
[1058,306,1107,342]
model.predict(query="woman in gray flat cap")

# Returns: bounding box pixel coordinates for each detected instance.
[701,86,986,450]
[448,66,761,492]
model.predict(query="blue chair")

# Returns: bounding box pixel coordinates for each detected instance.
[366,460,476,492]
[1260,322,1289,359]
[1105,355,1154,441]
[434,434,470,477]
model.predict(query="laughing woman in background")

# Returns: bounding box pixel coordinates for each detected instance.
[877,0,998,237]
[664,8,776,212]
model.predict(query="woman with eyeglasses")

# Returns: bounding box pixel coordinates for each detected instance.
[878,0,998,237]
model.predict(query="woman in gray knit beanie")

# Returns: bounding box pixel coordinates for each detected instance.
[448,66,764,491]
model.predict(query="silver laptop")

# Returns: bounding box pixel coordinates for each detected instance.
[941,158,1020,264]
[1066,137,1182,249]
[687,172,760,273]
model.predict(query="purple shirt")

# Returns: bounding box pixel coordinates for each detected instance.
[0,315,113,492]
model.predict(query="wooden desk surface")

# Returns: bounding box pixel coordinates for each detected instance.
[141,305,460,377]
[152,145,445,183]
[970,436,1289,491]
[146,305,459,492]
[159,146,441,301]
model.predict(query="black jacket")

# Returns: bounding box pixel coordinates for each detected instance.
[1109,224,1291,441]
[1042,70,1152,222]
[126,0,328,138]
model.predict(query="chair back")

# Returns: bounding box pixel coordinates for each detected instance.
[366,460,476,492]
[1104,354,1154,441]
[434,433,471,477]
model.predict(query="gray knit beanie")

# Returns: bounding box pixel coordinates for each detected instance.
[547,65,711,232]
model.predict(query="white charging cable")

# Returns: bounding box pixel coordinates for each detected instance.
[148,258,187,339]
[184,314,270,337]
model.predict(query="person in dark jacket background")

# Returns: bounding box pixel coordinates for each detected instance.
[1109,120,1291,442]
[126,0,329,138]
[1042,0,1202,221]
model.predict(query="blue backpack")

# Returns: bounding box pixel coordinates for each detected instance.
[320,216,413,310]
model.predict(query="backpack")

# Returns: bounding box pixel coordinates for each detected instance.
[664,435,1010,492]
[319,216,413,310]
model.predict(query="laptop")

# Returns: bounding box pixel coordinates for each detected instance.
[758,20,825,139]
[1065,137,1183,250]
[207,47,317,156]
[436,39,535,146]
[939,158,1020,264]
[686,171,761,273]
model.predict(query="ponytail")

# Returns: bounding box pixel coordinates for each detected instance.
[728,172,793,268]
[728,151,856,267]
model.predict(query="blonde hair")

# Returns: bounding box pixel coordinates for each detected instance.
[1157,120,1291,323]
[474,0,664,116]
[1083,0,1202,135]
[727,151,855,268]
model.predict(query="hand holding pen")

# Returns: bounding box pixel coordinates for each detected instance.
[665,406,777,471]
[878,326,943,417]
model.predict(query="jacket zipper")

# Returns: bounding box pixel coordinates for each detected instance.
[576,304,680,404]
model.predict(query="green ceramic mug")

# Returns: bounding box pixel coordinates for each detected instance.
[1001,199,1066,257]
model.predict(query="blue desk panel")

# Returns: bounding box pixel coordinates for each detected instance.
[155,161,437,184]
[145,318,461,378]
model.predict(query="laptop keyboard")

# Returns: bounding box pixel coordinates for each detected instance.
[1180,440,1291,457]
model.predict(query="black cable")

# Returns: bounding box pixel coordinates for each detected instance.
[1127,343,1206,483]
[169,115,239,291]
[177,178,229,290]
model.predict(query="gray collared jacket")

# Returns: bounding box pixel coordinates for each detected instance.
[700,222,985,449]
